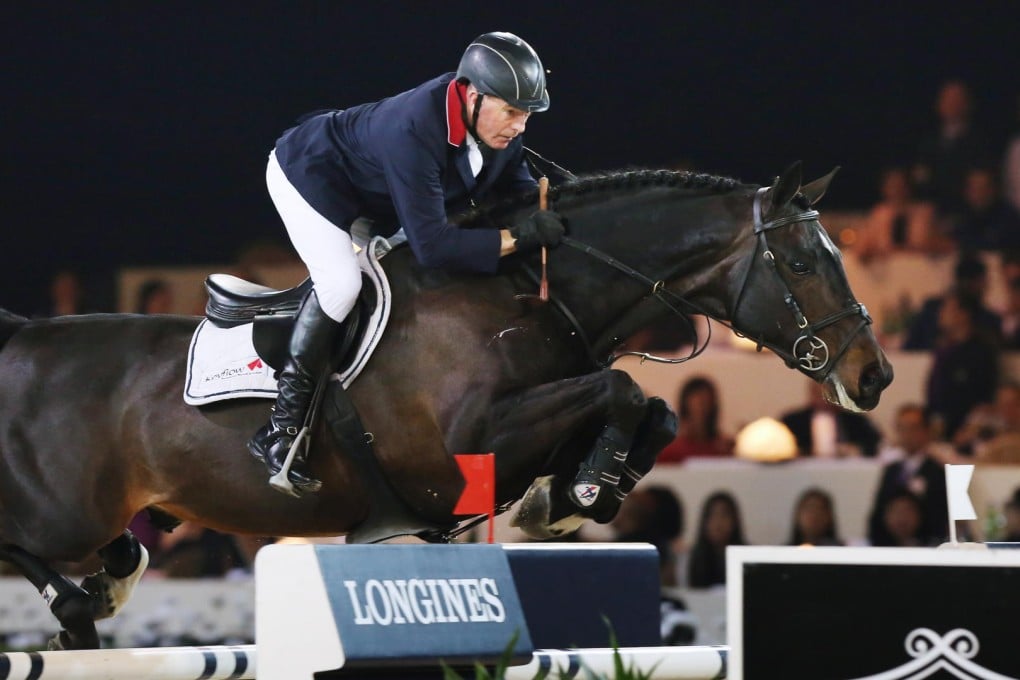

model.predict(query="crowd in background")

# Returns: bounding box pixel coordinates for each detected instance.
[608,370,1020,572]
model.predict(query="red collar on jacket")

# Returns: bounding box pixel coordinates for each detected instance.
[446,79,468,147]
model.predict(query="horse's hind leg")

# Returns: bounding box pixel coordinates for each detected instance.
[0,544,99,650]
[80,530,149,620]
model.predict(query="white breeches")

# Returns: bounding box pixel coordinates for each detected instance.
[265,150,362,323]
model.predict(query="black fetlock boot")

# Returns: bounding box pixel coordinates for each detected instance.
[568,425,632,516]
[594,397,678,523]
[249,290,341,496]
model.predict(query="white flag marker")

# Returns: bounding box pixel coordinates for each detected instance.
[945,464,977,543]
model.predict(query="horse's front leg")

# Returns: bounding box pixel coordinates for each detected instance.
[517,395,677,539]
[483,369,676,538]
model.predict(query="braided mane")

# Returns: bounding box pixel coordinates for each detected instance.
[452,168,748,227]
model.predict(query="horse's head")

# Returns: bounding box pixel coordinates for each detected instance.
[454,163,892,411]
[727,162,893,411]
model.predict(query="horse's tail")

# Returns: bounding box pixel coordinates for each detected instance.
[0,308,28,350]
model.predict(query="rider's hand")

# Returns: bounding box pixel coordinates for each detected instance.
[509,210,566,253]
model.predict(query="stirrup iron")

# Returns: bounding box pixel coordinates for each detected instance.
[268,425,320,497]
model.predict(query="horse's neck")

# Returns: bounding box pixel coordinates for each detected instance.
[552,191,748,355]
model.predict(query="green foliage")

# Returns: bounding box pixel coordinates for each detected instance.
[583,616,658,680]
[441,629,520,680]
[440,619,662,680]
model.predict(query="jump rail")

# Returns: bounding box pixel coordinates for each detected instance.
[0,644,729,680]
[0,645,255,680]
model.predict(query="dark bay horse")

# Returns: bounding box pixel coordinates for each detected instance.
[0,162,891,648]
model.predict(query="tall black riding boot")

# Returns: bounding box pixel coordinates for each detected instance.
[249,290,341,496]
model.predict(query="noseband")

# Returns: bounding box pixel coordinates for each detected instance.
[728,187,872,378]
[551,186,872,379]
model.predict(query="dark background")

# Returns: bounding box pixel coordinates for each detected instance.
[6,2,1020,315]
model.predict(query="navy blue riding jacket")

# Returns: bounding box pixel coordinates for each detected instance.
[274,73,537,273]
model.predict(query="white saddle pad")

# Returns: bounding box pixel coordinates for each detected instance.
[184,236,394,406]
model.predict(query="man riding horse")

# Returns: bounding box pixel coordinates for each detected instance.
[251,32,567,494]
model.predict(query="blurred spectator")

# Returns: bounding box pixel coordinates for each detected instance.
[612,485,686,588]
[954,381,1020,455]
[779,381,881,458]
[1002,275,1020,349]
[1004,94,1020,214]
[870,490,929,547]
[902,255,1002,350]
[1005,488,1020,542]
[233,535,276,566]
[1003,250,1020,282]
[925,290,1000,440]
[950,167,1020,251]
[913,79,993,218]
[965,382,1020,464]
[149,522,249,578]
[136,278,175,314]
[688,491,747,588]
[658,376,734,463]
[788,487,843,546]
[867,404,949,546]
[855,167,942,261]
[37,269,85,317]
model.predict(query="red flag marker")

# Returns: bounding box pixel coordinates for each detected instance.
[453,453,496,543]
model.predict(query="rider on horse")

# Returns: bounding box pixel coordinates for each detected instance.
[250,32,567,495]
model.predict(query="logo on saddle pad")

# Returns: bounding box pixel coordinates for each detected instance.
[202,358,266,383]
[573,483,601,507]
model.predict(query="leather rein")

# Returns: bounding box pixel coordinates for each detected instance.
[536,187,873,380]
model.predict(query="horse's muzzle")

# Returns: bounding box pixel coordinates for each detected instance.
[856,360,894,410]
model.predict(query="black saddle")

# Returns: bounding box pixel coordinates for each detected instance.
[205,274,312,327]
[204,274,375,372]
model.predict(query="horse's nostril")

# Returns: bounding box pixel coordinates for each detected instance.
[859,361,891,396]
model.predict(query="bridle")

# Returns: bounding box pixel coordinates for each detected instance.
[544,186,872,380]
[727,187,873,378]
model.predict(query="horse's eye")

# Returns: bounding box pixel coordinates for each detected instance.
[789,260,812,276]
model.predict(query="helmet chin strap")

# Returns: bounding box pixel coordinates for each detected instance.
[457,83,487,145]
[470,92,484,138]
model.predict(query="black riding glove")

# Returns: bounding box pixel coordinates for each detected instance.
[509,210,566,253]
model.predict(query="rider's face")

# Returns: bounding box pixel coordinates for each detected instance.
[466,88,531,149]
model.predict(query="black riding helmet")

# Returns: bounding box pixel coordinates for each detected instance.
[456,32,550,120]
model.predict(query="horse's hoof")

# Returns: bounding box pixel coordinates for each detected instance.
[46,631,66,651]
[81,544,149,620]
[46,627,99,651]
[511,475,554,538]
[80,572,114,619]
[546,512,588,537]
[512,476,589,540]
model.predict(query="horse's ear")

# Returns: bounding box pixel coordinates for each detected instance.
[768,161,803,210]
[800,166,841,206]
